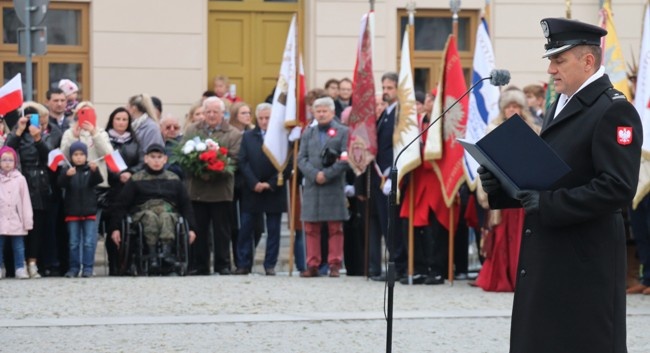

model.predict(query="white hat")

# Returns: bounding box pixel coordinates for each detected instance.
[498,89,528,111]
[58,79,79,96]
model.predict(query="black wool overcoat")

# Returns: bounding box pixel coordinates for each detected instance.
[490,75,642,353]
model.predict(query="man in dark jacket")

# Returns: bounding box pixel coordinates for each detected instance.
[480,18,642,353]
[234,103,289,276]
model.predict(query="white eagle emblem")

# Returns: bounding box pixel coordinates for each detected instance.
[443,96,466,145]
[617,126,632,145]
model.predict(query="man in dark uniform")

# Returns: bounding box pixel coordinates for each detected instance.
[479,18,642,353]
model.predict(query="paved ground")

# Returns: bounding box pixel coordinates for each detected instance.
[1,273,649,353]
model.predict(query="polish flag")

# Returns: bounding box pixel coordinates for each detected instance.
[104,150,127,173]
[48,148,67,171]
[0,73,23,116]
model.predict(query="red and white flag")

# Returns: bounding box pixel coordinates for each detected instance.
[0,73,23,116]
[263,14,297,172]
[347,11,377,176]
[432,34,469,208]
[48,148,67,171]
[104,150,127,173]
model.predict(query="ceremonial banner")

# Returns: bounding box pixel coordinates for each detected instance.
[464,18,500,188]
[263,14,297,172]
[633,3,650,208]
[432,35,469,207]
[393,25,421,187]
[348,12,377,176]
[600,2,632,99]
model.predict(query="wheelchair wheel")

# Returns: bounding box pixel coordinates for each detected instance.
[175,217,190,276]
[135,221,148,276]
[118,217,132,275]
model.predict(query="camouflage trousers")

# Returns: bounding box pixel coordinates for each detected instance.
[132,199,178,246]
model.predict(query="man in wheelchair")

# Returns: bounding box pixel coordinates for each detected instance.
[109,144,196,273]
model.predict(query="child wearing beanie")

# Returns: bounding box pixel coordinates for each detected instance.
[0,146,33,279]
[58,141,103,278]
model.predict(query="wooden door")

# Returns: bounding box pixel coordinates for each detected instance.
[208,11,295,107]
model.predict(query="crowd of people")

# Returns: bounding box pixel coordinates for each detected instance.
[0,60,647,302]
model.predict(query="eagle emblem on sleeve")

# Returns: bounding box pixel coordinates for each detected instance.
[617,126,632,145]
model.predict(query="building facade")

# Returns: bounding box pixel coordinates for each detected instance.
[0,0,646,124]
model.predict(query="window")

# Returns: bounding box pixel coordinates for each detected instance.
[0,1,89,103]
[397,9,479,94]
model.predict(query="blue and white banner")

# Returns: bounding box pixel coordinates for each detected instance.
[464,18,500,188]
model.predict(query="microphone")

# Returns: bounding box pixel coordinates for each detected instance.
[489,69,511,86]
[393,69,511,166]
[384,68,512,353]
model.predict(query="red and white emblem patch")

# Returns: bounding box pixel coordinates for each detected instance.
[617,126,633,145]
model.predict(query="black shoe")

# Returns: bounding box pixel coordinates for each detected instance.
[370,273,386,282]
[234,268,250,275]
[43,267,61,277]
[425,274,444,285]
[216,268,231,275]
[400,274,426,285]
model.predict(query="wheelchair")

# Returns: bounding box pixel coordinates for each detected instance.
[117,214,190,276]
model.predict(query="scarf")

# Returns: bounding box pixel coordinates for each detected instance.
[131,113,150,131]
[108,129,132,144]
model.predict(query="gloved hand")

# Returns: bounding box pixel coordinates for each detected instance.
[478,166,500,194]
[516,190,540,214]
[344,184,355,197]
[288,126,302,142]
[382,178,392,196]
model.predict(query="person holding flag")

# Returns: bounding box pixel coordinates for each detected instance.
[366,72,399,281]
[57,141,104,278]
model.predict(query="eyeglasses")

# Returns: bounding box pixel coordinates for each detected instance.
[165,125,180,130]
[0,159,15,163]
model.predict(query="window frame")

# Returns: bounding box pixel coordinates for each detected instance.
[397,9,479,92]
[0,1,90,103]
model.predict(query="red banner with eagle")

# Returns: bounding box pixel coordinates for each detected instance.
[432,34,468,208]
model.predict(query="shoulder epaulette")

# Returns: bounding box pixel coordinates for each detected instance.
[605,88,628,101]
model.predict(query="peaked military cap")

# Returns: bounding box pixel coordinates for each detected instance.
[540,18,607,58]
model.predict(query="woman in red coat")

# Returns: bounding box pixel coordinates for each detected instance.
[475,88,539,292]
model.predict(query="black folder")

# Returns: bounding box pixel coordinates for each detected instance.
[458,114,571,199]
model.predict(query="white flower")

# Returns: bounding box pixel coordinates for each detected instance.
[195,142,207,152]
[205,139,219,151]
[182,144,195,154]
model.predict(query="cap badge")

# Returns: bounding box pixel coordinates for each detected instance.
[541,20,550,38]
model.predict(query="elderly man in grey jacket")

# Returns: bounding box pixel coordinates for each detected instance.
[298,97,349,278]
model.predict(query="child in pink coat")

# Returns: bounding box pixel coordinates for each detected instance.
[0,146,33,279]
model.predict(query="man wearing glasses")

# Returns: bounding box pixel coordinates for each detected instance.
[160,114,184,179]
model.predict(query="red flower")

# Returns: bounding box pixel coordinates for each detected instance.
[207,159,225,172]
[327,128,337,137]
[199,150,217,162]
[219,147,229,156]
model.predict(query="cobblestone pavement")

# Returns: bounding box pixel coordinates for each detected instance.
[1,274,649,353]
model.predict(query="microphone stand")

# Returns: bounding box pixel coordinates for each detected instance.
[385,75,495,353]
